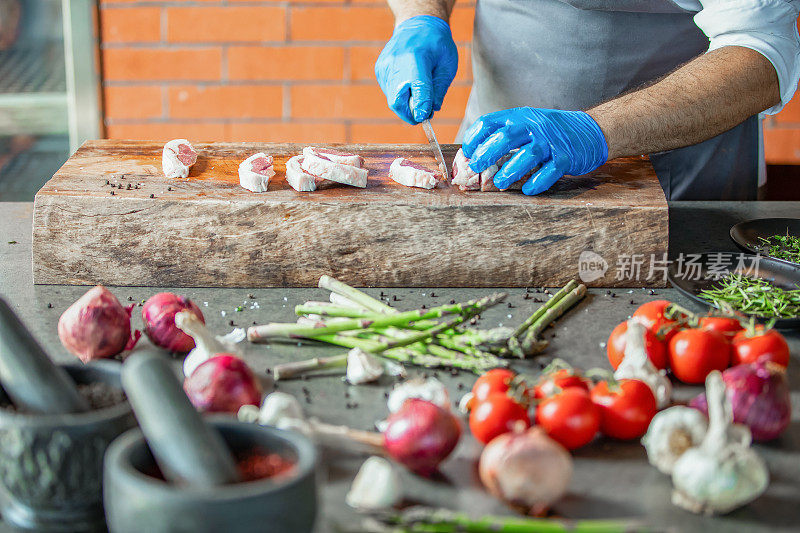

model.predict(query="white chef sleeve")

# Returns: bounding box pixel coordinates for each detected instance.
[693,0,800,114]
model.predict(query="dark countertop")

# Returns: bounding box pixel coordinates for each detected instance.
[1,201,799,532]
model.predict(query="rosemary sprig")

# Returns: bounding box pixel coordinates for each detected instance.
[698,274,800,319]
[757,233,800,264]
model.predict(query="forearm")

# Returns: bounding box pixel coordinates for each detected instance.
[588,46,781,160]
[387,0,456,23]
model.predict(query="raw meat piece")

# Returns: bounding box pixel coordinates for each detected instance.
[162,139,197,179]
[452,148,526,192]
[303,147,364,168]
[301,152,368,188]
[452,148,480,191]
[238,152,275,193]
[389,158,439,189]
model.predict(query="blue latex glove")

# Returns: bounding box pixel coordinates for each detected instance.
[375,15,458,124]
[462,108,609,196]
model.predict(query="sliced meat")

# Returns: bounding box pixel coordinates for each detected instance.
[301,152,368,188]
[302,147,364,168]
[162,139,197,179]
[286,155,340,192]
[389,158,439,189]
[452,148,480,191]
[238,152,275,193]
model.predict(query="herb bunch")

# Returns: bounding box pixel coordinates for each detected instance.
[699,274,800,319]
[758,233,800,264]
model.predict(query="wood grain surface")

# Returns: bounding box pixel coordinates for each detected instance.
[33,140,668,288]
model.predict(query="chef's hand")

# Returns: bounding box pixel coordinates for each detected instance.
[375,15,458,125]
[462,108,609,195]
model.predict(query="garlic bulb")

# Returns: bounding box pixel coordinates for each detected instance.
[671,371,768,515]
[614,320,672,408]
[346,456,403,510]
[346,348,384,384]
[387,377,450,413]
[175,310,241,377]
[642,406,708,474]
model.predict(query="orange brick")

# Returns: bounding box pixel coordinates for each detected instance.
[773,94,800,125]
[764,127,800,164]
[100,7,161,43]
[349,45,472,83]
[449,6,475,43]
[350,122,462,144]
[228,122,347,143]
[290,84,393,119]
[104,86,162,120]
[105,122,228,142]
[167,6,286,43]
[102,48,222,81]
[168,85,283,119]
[229,46,344,81]
[290,7,393,42]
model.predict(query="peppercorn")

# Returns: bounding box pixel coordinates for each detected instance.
[149,194,155,199]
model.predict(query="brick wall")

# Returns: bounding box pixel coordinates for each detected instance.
[99,1,799,164]
[99,0,475,145]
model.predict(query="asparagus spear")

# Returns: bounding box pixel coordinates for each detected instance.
[319,275,397,314]
[518,283,587,355]
[357,507,640,533]
[248,294,506,341]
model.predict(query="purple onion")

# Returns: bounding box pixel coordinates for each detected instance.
[690,358,791,441]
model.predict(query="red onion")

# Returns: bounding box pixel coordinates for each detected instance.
[479,427,572,516]
[383,398,461,476]
[183,354,262,413]
[689,358,791,441]
[142,293,204,353]
[58,285,140,363]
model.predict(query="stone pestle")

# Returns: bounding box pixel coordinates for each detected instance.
[0,297,90,414]
[121,350,242,486]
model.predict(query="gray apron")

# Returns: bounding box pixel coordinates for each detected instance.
[459,0,760,200]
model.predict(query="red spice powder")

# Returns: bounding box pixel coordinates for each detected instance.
[237,450,295,482]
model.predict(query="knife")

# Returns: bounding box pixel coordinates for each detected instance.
[421,119,451,182]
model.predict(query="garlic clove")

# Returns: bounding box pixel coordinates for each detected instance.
[175,310,230,376]
[346,456,403,510]
[346,348,384,385]
[387,377,450,413]
[615,320,672,408]
[642,406,707,475]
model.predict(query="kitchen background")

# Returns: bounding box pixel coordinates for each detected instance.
[0,0,797,200]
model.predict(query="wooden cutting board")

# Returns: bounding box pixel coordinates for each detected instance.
[32,140,667,288]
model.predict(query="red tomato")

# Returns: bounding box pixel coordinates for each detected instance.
[699,316,744,338]
[469,392,530,445]
[533,368,590,399]
[731,327,790,367]
[590,379,657,440]
[668,328,730,384]
[535,388,600,450]
[606,321,668,371]
[471,369,516,403]
[632,300,680,342]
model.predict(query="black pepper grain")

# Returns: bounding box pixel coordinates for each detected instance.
[507,302,514,308]
[523,294,531,300]
[630,299,636,305]
[149,194,155,199]
[248,293,255,299]
[449,299,455,304]
[430,292,436,297]
[228,320,235,326]
[105,180,110,185]
[110,191,115,195]
[457,382,465,390]
[421,304,426,309]
[47,303,52,308]
[649,290,656,295]
[393,295,400,302]
[167,186,172,191]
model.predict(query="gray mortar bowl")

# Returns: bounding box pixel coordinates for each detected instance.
[103,417,318,533]
[0,360,134,532]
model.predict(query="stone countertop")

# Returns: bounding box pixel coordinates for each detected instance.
[1,201,799,532]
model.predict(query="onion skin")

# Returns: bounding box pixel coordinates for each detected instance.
[183,354,262,413]
[383,398,461,476]
[479,427,572,516]
[142,293,204,353]
[58,285,137,363]
[689,358,791,441]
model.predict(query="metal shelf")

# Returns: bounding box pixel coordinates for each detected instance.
[0,44,66,94]
[0,135,69,201]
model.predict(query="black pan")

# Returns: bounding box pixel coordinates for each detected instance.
[668,251,800,329]
[730,217,800,267]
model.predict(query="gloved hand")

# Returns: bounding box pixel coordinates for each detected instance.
[375,15,458,125]
[462,108,609,196]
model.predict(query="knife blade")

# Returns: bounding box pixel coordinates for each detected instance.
[421,119,451,182]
